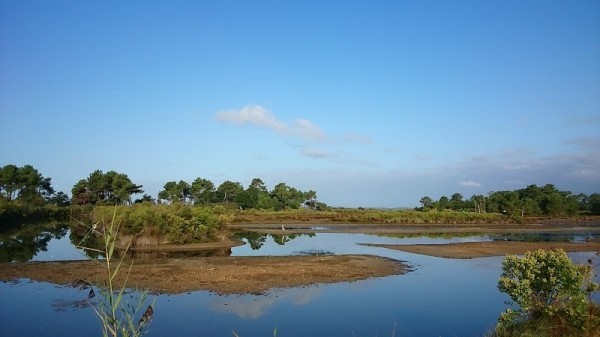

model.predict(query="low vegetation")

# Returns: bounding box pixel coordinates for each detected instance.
[231,208,510,224]
[87,204,233,245]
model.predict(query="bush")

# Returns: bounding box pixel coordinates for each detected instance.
[495,249,600,336]
[88,204,228,244]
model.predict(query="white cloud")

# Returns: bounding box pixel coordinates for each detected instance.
[292,118,325,141]
[215,105,287,133]
[215,105,325,141]
[459,180,482,187]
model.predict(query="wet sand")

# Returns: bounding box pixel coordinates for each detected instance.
[0,255,407,294]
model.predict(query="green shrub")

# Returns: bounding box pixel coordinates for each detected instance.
[496,249,599,336]
[88,204,226,244]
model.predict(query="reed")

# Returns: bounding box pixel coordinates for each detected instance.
[74,208,155,337]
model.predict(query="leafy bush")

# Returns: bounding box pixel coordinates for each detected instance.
[495,249,600,336]
[88,204,230,244]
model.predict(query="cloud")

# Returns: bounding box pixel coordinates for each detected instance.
[459,180,482,187]
[208,287,322,319]
[292,118,325,141]
[215,105,325,141]
[215,105,286,133]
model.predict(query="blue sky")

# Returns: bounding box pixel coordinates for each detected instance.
[1,0,599,207]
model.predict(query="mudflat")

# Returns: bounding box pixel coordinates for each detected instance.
[0,255,406,294]
[365,241,600,259]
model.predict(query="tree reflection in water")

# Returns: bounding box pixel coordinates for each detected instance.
[234,231,316,250]
[0,222,69,262]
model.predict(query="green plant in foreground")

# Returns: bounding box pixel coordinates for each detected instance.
[74,210,155,337]
[495,249,599,336]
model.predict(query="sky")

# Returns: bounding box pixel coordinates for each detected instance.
[1,0,599,208]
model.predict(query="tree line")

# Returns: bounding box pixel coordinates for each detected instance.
[3,164,600,216]
[0,164,67,206]
[0,164,326,211]
[417,184,600,216]
[155,177,325,211]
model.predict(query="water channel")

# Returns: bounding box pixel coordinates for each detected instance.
[0,226,598,337]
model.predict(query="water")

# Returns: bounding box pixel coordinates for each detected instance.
[1,227,598,337]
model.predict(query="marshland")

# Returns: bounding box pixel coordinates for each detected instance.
[1,165,600,336]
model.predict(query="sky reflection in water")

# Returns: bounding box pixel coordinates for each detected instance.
[1,231,598,337]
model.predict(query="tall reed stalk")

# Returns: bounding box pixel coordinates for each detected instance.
[74,208,154,337]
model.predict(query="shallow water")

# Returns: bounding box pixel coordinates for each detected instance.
[1,229,598,337]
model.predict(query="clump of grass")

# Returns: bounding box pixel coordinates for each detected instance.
[74,208,155,337]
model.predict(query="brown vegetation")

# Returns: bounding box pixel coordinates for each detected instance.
[0,255,407,294]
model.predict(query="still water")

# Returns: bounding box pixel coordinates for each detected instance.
[1,229,598,337]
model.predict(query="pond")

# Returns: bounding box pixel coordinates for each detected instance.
[0,226,598,337]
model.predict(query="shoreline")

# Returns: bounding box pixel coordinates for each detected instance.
[364,241,600,259]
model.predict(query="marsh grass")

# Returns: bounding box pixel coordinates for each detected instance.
[232,208,509,225]
[74,208,155,337]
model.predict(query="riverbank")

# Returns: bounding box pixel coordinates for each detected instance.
[365,241,600,259]
[0,255,407,294]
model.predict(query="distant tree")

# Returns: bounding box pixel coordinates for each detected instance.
[72,170,142,205]
[0,164,55,205]
[437,196,449,211]
[271,183,306,210]
[589,193,600,215]
[575,193,589,213]
[236,179,269,209]
[215,180,243,203]
[449,193,464,210]
[470,194,486,213]
[47,191,71,207]
[256,193,276,209]
[71,179,92,205]
[303,190,318,209]
[158,180,190,204]
[190,178,215,205]
[249,178,267,192]
[487,190,521,215]
[0,164,20,201]
[419,196,434,210]
[134,194,155,204]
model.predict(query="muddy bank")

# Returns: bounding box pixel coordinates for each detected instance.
[228,222,600,235]
[128,240,244,252]
[365,241,600,259]
[0,255,407,294]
